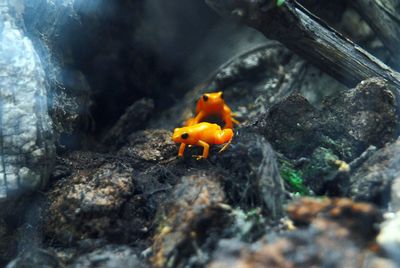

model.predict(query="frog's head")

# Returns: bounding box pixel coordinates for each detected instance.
[199,91,224,110]
[172,126,196,144]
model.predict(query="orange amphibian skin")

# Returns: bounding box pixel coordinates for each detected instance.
[172,122,234,159]
[185,91,239,129]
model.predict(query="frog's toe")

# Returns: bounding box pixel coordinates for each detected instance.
[192,155,204,160]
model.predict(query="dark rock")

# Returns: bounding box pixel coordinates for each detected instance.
[322,78,398,151]
[217,130,285,217]
[0,4,55,201]
[258,78,397,162]
[0,219,17,266]
[349,139,400,207]
[151,174,231,268]
[258,93,322,159]
[102,98,154,147]
[6,248,62,268]
[302,147,342,195]
[67,245,147,268]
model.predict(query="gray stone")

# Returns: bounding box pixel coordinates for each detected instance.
[377,212,400,265]
[0,4,55,201]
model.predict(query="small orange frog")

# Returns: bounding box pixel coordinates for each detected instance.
[185,91,239,129]
[172,122,234,159]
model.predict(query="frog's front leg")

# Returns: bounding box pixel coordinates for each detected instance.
[192,111,205,125]
[178,143,186,157]
[193,140,209,160]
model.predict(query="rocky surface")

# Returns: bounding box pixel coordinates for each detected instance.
[2,1,400,267]
[209,198,386,268]
[0,5,55,201]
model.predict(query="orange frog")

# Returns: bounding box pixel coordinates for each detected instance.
[185,91,239,129]
[172,122,233,159]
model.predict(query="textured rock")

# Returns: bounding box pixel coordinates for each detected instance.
[0,5,55,200]
[350,139,400,206]
[43,153,135,244]
[258,78,397,161]
[209,198,384,268]
[217,130,285,217]
[322,78,397,151]
[118,129,176,169]
[67,245,147,268]
[152,174,230,268]
[6,248,62,268]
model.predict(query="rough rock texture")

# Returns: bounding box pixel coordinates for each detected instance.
[68,246,147,268]
[0,5,55,201]
[217,130,285,217]
[259,78,397,161]
[152,174,230,268]
[6,248,62,268]
[257,78,398,195]
[44,154,135,244]
[349,139,400,206]
[209,198,385,268]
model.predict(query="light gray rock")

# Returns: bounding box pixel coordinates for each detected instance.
[377,212,400,265]
[0,4,55,201]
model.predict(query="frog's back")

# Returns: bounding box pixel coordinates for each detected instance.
[194,122,221,132]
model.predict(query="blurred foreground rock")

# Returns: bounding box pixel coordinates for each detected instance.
[209,198,388,268]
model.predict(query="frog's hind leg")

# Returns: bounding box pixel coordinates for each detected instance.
[218,129,234,153]
[232,117,240,125]
[218,136,232,153]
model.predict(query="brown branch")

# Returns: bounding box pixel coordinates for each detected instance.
[205,0,400,89]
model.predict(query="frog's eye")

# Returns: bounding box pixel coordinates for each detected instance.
[181,133,189,139]
[203,95,208,101]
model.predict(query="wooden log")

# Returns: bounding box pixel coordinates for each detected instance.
[353,0,400,67]
[205,0,400,89]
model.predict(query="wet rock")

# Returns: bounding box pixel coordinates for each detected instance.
[209,198,384,268]
[0,5,55,201]
[43,152,135,245]
[217,130,285,217]
[349,139,400,206]
[6,248,62,268]
[102,98,154,147]
[152,174,231,268]
[67,245,147,268]
[377,212,400,265]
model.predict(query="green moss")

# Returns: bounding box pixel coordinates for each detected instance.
[279,161,310,196]
[276,0,286,6]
